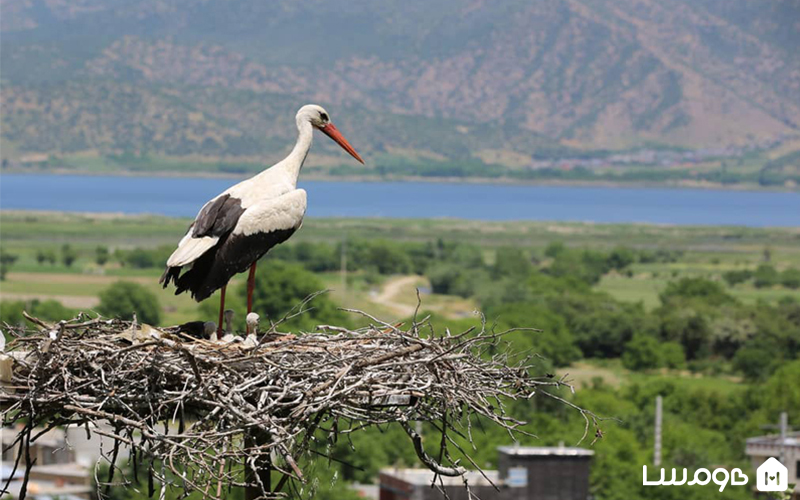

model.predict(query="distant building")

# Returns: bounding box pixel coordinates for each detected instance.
[380,468,500,500]
[380,445,593,500]
[1,425,73,465]
[1,425,100,499]
[745,430,800,499]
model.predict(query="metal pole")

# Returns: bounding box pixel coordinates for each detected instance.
[340,239,347,296]
[779,412,787,464]
[654,396,662,467]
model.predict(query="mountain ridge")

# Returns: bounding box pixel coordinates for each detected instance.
[1,0,798,175]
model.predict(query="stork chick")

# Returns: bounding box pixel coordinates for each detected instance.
[243,312,260,348]
[223,309,235,335]
[215,309,239,343]
[203,321,217,339]
[176,320,217,340]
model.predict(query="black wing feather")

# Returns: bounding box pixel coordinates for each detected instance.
[160,194,245,288]
[174,227,297,302]
[192,194,246,238]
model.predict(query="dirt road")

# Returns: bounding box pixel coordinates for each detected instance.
[0,292,100,309]
[369,275,425,318]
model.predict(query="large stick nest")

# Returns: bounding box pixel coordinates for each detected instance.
[1,306,593,499]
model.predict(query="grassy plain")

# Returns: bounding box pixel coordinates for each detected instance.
[559,359,746,394]
[1,211,799,325]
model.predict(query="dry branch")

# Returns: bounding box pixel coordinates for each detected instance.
[0,308,594,499]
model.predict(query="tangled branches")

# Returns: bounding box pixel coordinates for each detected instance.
[1,308,596,499]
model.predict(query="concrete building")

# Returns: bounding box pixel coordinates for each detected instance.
[1,425,73,465]
[1,425,93,499]
[745,430,800,499]
[380,445,593,500]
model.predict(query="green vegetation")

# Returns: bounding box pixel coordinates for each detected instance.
[1,211,799,499]
[5,144,799,189]
[98,281,162,324]
[3,211,800,326]
[95,245,110,266]
[0,249,18,280]
[0,299,75,327]
[198,260,350,332]
[760,150,800,186]
[61,243,77,268]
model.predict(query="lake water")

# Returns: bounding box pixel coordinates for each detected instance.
[1,173,799,226]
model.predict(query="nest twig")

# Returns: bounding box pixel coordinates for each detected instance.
[0,307,595,499]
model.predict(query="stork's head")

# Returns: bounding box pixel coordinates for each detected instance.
[297,104,364,164]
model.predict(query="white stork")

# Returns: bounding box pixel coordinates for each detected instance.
[160,105,363,333]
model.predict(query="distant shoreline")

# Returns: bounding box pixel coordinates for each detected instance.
[2,167,796,193]
[3,171,799,226]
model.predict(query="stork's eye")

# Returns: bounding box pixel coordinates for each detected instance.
[320,112,329,122]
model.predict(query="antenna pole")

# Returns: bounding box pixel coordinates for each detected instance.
[654,396,662,467]
[780,411,788,463]
[341,238,347,295]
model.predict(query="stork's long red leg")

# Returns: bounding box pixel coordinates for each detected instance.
[217,285,226,337]
[246,262,257,333]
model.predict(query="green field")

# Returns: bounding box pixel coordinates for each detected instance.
[2,210,799,500]
[4,210,799,254]
[2,211,799,325]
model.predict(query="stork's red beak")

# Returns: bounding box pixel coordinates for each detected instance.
[318,123,364,164]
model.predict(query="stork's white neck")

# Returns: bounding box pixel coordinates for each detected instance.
[281,118,314,186]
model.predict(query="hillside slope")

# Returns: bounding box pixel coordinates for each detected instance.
[1,0,799,171]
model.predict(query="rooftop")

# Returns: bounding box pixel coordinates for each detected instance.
[380,468,500,486]
[746,432,800,450]
[0,478,90,499]
[1,426,65,448]
[497,445,595,457]
[29,462,89,478]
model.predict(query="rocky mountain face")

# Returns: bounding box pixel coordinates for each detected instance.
[2,0,798,165]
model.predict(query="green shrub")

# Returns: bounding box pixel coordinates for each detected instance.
[781,268,800,289]
[753,264,779,288]
[0,249,18,280]
[493,247,532,278]
[607,247,636,270]
[547,249,610,285]
[660,277,736,306]
[661,342,686,369]
[1,299,75,326]
[622,334,662,371]
[550,291,651,358]
[124,248,157,268]
[95,245,110,266]
[544,241,567,258]
[61,244,77,267]
[733,345,777,380]
[365,241,413,275]
[658,309,712,360]
[485,302,581,367]
[98,281,162,324]
[722,269,752,286]
[246,260,347,332]
[428,264,488,298]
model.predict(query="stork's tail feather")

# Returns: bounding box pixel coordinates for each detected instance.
[160,243,223,302]
[169,266,219,302]
[160,266,182,288]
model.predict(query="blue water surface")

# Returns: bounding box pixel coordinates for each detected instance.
[1,173,798,226]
